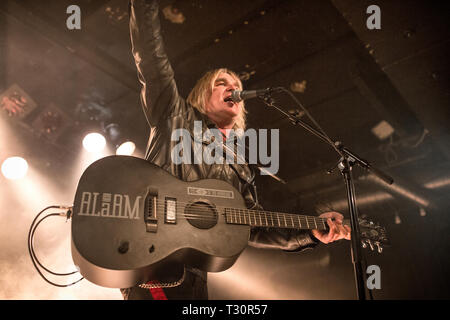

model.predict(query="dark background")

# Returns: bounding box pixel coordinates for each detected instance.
[0,0,449,299]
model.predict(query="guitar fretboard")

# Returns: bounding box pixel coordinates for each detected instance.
[224,208,328,230]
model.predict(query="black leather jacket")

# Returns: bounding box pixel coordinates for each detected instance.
[126,0,319,298]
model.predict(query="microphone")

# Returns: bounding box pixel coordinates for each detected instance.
[225,88,282,103]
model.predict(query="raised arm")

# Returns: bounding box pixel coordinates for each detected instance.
[129,0,183,127]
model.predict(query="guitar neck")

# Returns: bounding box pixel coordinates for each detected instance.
[224,208,329,231]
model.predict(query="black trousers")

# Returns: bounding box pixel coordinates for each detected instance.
[120,269,208,300]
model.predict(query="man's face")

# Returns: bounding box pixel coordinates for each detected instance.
[204,72,243,128]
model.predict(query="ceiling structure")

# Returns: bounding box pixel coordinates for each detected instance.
[0,0,449,299]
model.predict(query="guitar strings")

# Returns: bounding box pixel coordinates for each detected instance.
[77,199,331,229]
[149,201,324,221]
[147,199,324,221]
[139,200,329,228]
[181,214,327,229]
[146,211,327,229]
[78,198,330,227]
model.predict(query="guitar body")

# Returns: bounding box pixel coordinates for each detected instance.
[71,156,250,288]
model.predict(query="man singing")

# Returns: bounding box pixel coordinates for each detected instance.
[121,0,351,300]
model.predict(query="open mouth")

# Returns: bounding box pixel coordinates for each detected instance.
[224,99,236,108]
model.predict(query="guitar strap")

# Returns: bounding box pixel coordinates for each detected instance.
[145,280,168,300]
[218,134,286,184]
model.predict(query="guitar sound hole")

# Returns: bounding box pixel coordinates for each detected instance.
[185,201,218,229]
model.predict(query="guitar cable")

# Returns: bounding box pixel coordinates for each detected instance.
[27,205,84,287]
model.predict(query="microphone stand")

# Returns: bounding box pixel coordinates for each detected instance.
[257,90,393,300]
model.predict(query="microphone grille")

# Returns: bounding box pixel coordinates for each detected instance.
[231,90,242,102]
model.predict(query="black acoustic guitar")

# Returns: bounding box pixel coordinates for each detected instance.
[71,156,388,288]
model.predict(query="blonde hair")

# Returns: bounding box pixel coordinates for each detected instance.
[187,68,247,130]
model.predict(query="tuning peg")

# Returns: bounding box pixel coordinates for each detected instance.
[375,241,383,254]
[367,239,374,251]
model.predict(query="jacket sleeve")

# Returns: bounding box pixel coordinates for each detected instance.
[249,227,320,252]
[244,176,320,252]
[129,0,183,127]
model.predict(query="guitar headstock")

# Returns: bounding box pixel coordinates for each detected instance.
[358,218,390,253]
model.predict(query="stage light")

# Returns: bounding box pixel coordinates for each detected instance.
[31,105,70,143]
[325,191,394,212]
[394,212,401,224]
[82,133,106,153]
[104,123,136,156]
[0,84,37,120]
[162,5,185,24]
[371,120,394,140]
[1,156,28,180]
[290,80,307,93]
[116,141,136,156]
[419,207,427,217]
[424,176,450,189]
[361,174,431,208]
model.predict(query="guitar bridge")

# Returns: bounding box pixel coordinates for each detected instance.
[144,188,158,233]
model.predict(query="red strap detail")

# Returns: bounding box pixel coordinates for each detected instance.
[146,281,168,300]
